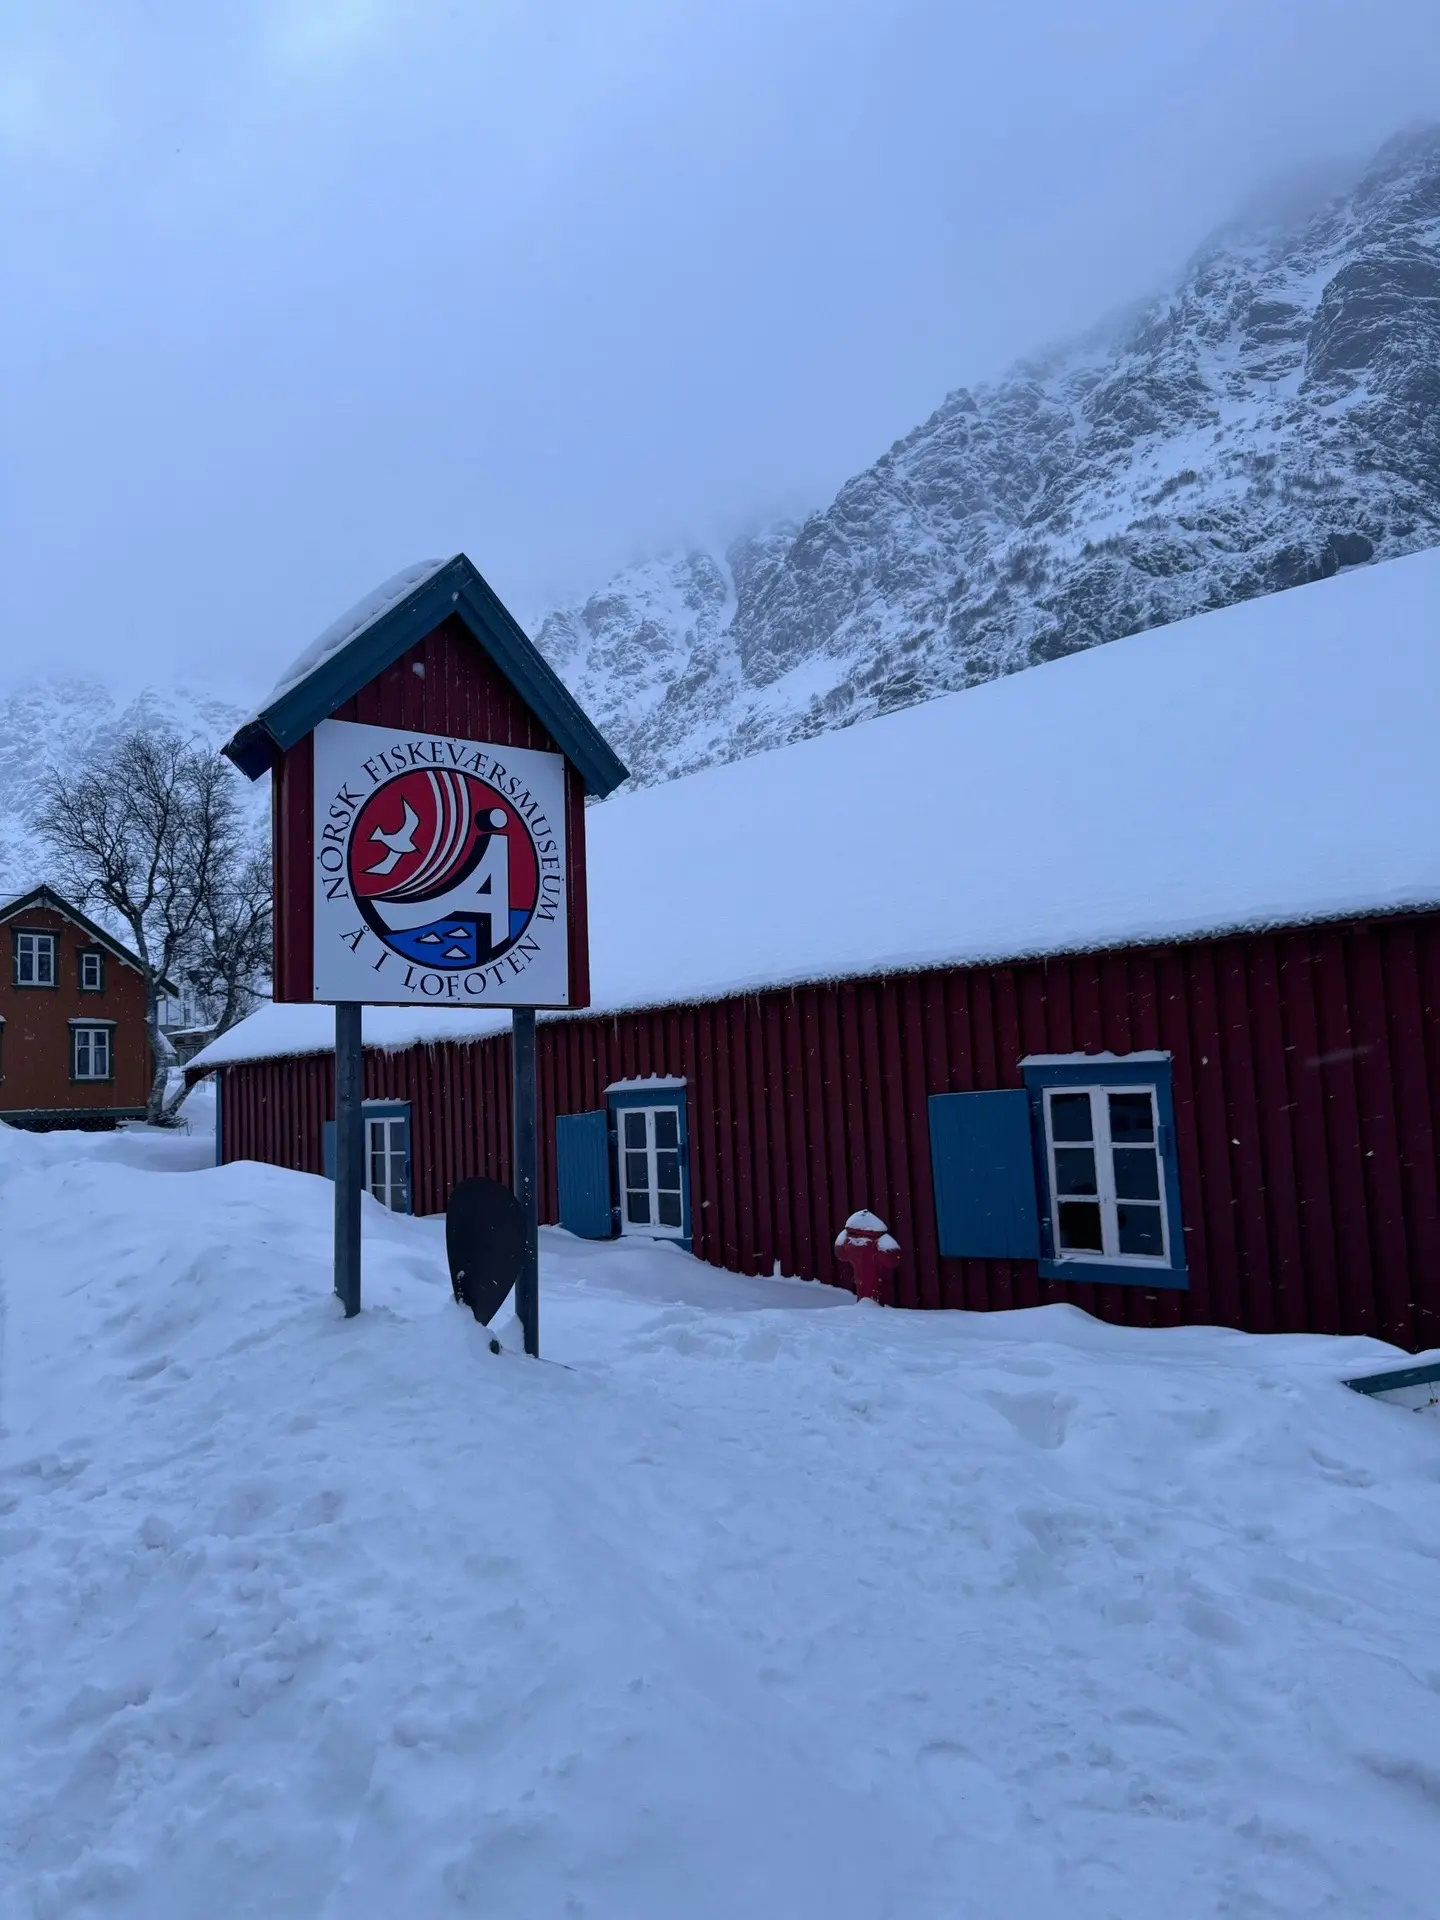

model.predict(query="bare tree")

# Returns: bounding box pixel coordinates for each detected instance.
[182,842,274,1040]
[32,726,271,1124]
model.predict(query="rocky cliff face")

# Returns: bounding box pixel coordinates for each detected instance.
[536,126,1440,786]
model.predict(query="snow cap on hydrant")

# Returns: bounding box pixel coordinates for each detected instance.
[834,1210,901,1305]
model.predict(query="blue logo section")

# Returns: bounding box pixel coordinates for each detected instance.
[382,909,535,970]
[387,920,480,969]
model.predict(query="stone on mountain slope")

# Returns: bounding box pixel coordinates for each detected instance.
[534,125,1440,788]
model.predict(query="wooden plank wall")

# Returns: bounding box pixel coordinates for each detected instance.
[220,910,1440,1350]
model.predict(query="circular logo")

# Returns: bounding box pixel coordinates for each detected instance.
[349,767,539,970]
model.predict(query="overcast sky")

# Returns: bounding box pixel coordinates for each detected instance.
[3,0,1438,700]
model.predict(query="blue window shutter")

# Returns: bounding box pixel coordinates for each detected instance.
[322,1120,335,1181]
[557,1110,615,1239]
[928,1091,1041,1259]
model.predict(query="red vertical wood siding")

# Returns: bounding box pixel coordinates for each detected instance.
[220,910,1440,1350]
[271,614,591,1006]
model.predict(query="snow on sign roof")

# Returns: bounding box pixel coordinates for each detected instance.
[191,547,1440,1073]
[256,559,449,716]
[226,554,629,796]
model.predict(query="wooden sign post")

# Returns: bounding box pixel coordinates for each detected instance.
[334,1001,363,1318]
[222,555,627,1349]
[511,1005,539,1355]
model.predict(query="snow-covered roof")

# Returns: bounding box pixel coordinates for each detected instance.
[191,1001,510,1069]
[224,554,629,795]
[255,559,449,717]
[191,548,1440,1074]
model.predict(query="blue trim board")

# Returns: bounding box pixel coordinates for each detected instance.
[1021,1054,1189,1292]
[1345,1360,1440,1397]
[927,1091,1041,1259]
[224,554,628,797]
[556,1110,617,1240]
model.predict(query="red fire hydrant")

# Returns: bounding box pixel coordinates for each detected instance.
[833,1210,901,1305]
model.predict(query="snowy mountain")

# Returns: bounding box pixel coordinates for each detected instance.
[535,126,1440,786]
[11,130,1438,818]
[0,681,248,900]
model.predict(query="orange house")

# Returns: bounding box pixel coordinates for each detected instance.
[0,886,157,1129]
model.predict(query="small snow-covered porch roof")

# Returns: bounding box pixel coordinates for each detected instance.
[222,553,629,797]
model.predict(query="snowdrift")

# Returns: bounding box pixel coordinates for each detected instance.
[2,1124,1438,1917]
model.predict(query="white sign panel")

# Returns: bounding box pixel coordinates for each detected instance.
[312,719,570,1007]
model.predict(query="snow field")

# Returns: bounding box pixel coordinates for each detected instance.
[2,1124,1439,1918]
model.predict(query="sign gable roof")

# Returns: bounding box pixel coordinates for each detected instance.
[223,553,628,797]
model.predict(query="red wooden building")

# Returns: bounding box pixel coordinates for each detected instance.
[1,885,157,1128]
[190,547,1440,1350]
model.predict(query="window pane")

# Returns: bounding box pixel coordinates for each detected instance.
[1053,1147,1097,1197]
[624,1150,649,1189]
[1058,1200,1104,1252]
[39,939,55,984]
[655,1150,681,1192]
[97,1032,109,1075]
[623,1111,646,1147]
[1049,1093,1093,1142]
[657,1191,682,1227]
[75,1033,90,1074]
[1109,1093,1155,1143]
[626,1191,651,1224]
[18,937,34,983]
[653,1109,679,1149]
[389,1153,407,1202]
[1117,1204,1165,1258]
[1113,1147,1160,1200]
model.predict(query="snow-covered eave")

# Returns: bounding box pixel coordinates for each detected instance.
[562,890,1440,1026]
[186,890,1440,1077]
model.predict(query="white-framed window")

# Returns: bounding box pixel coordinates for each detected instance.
[14,930,58,986]
[1042,1083,1169,1265]
[72,1024,113,1081]
[619,1105,685,1236]
[366,1114,409,1212]
[80,949,105,991]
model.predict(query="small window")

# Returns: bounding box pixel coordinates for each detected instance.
[606,1098,691,1244]
[1043,1085,1169,1264]
[322,1104,412,1213]
[72,1025,113,1081]
[1022,1054,1187,1289]
[619,1104,685,1235]
[366,1114,409,1212]
[80,950,105,992]
[14,930,58,986]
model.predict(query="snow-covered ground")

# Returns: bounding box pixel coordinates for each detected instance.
[2,1124,1438,1919]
